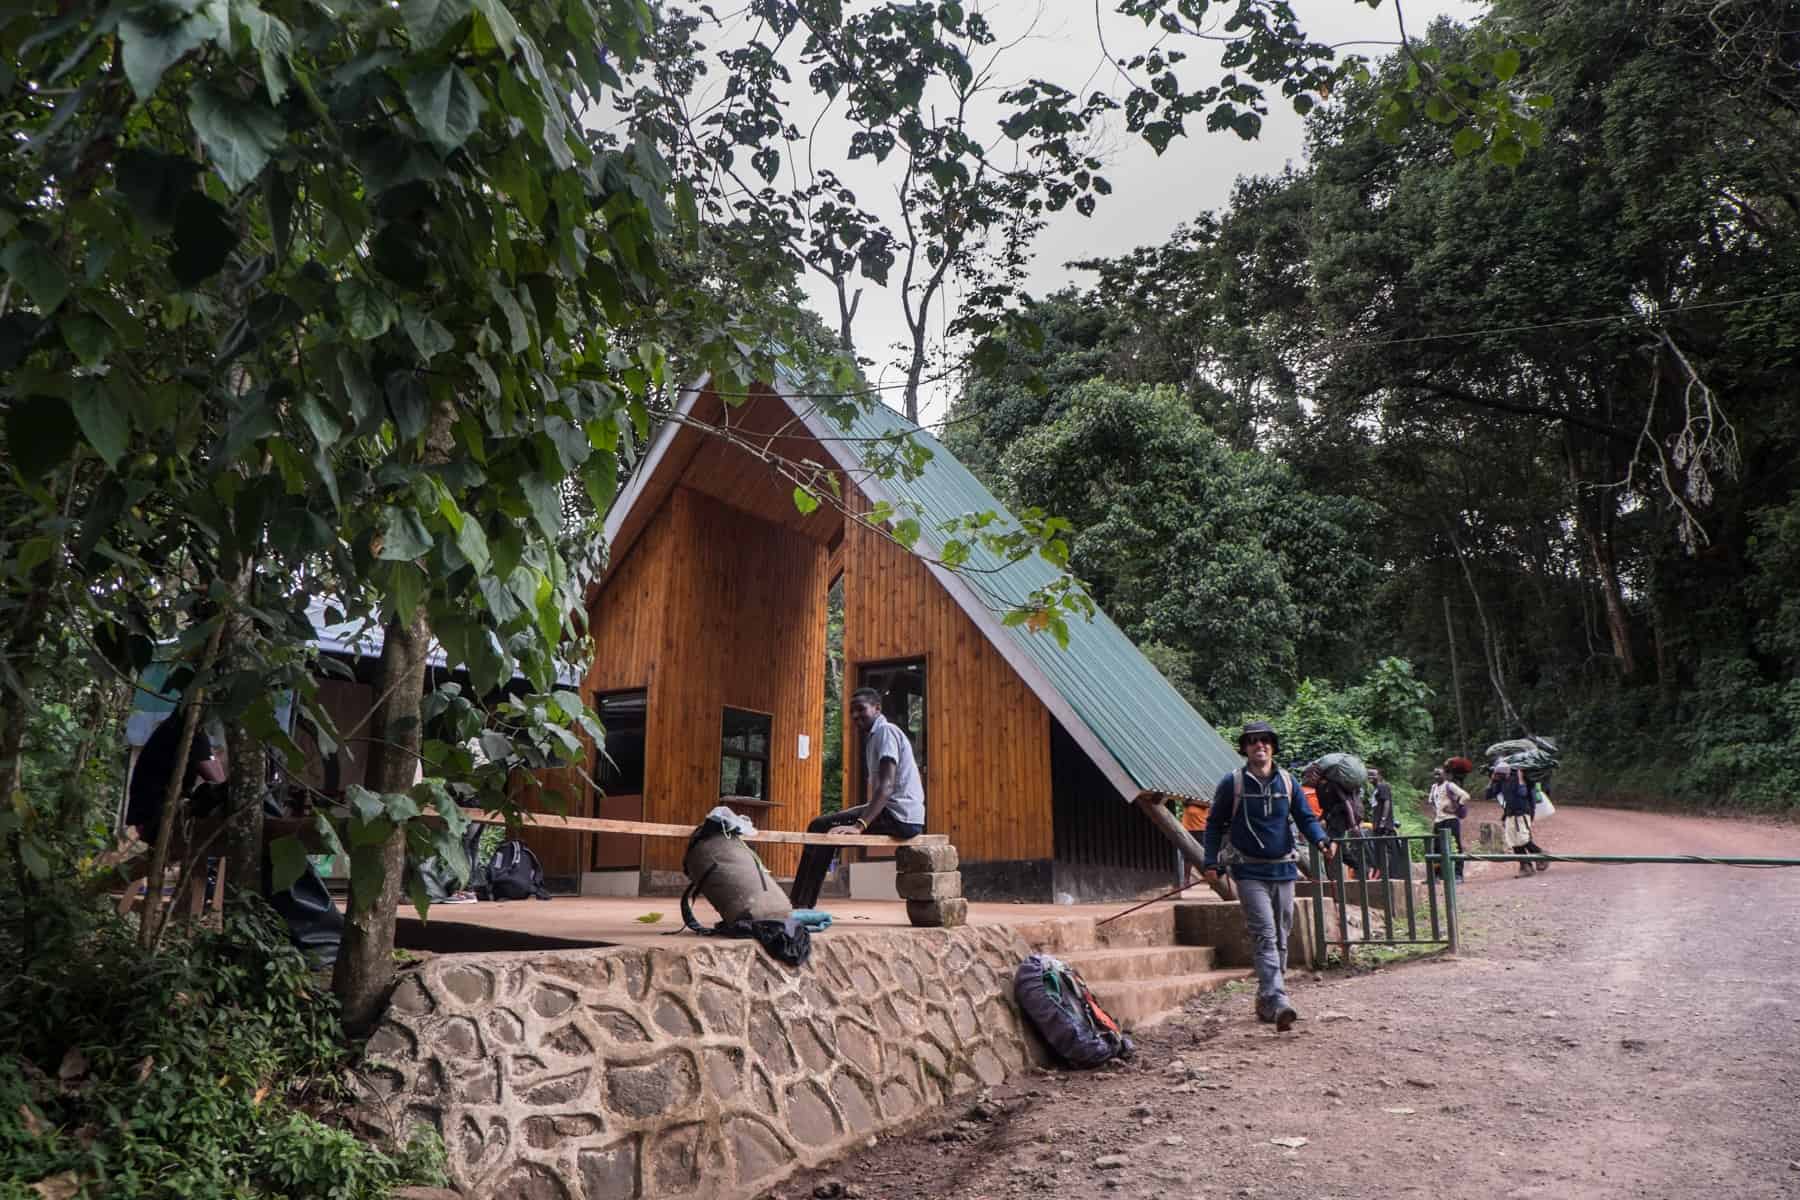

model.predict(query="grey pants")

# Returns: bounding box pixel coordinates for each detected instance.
[1237,877,1295,1016]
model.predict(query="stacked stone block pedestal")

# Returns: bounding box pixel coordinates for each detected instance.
[895,843,966,927]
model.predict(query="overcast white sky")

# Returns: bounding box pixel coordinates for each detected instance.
[707,0,1468,422]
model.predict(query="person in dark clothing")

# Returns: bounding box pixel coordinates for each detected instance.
[789,688,925,909]
[1488,766,1549,876]
[1203,721,1335,1031]
[1366,768,1395,834]
[1307,763,1365,880]
[125,708,227,839]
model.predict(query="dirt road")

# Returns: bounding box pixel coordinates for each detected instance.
[786,806,1800,1200]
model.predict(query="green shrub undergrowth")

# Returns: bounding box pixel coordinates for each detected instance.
[0,899,444,1200]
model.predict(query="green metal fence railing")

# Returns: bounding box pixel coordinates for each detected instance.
[1303,839,1800,969]
[1305,828,1460,969]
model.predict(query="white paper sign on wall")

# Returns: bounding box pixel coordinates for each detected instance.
[797,734,810,760]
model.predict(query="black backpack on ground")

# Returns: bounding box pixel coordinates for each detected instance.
[485,840,550,900]
[1013,953,1133,1068]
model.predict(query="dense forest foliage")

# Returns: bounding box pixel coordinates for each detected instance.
[947,0,1800,810]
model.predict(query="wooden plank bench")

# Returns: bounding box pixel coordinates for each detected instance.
[470,811,965,926]
[470,810,949,848]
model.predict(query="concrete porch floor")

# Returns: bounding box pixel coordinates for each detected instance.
[394,894,1153,954]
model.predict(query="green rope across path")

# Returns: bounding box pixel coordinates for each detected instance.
[1453,853,1800,870]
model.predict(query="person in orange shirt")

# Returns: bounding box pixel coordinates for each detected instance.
[1181,798,1209,882]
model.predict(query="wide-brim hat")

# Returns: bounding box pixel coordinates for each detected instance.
[1236,720,1280,753]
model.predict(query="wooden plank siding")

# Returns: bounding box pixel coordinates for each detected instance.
[569,468,679,878]
[509,757,592,879]
[584,485,829,881]
[840,485,1054,866]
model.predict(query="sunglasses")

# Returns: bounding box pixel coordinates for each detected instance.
[1242,735,1275,747]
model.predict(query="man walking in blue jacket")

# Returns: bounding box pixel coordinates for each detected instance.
[1203,721,1335,1031]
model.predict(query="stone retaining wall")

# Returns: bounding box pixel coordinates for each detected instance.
[354,926,1042,1199]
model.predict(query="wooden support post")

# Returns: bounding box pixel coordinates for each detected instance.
[1134,794,1235,900]
[187,862,207,920]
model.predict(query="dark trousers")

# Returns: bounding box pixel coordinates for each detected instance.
[788,804,924,909]
[1432,818,1465,879]
[1327,825,1366,880]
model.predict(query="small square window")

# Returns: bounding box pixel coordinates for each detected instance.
[720,707,772,802]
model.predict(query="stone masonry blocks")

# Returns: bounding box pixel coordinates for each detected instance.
[357,924,1033,1200]
[895,870,962,901]
[894,843,959,874]
[905,897,969,928]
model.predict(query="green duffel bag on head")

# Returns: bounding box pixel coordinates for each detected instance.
[1497,747,1559,782]
[681,807,791,933]
[1313,751,1368,791]
[1485,735,1559,764]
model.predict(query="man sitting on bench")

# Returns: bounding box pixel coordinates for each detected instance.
[788,687,925,908]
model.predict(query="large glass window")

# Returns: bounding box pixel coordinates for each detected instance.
[720,707,772,802]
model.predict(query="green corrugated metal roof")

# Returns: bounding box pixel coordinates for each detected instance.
[826,395,1241,803]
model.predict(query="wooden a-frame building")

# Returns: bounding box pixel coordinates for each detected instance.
[566,373,1242,901]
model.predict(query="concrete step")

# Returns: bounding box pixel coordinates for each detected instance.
[1092,905,1178,948]
[1060,944,1216,982]
[1013,902,1183,956]
[1088,968,1250,1031]
[1012,916,1100,954]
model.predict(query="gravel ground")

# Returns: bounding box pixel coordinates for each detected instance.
[779,805,1800,1200]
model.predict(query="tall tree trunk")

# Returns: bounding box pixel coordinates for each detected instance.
[1444,522,1525,734]
[333,396,455,1031]
[331,610,428,1031]
[1442,590,1470,753]
[0,684,33,809]
[1581,521,1637,675]
[1648,579,1674,701]
[57,678,121,843]
[1,694,34,962]
[1564,430,1637,675]
[901,336,927,424]
[139,620,228,950]
[222,717,268,909]
[219,553,268,908]
[830,261,861,359]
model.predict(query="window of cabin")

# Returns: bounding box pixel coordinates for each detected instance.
[595,690,648,795]
[720,707,772,802]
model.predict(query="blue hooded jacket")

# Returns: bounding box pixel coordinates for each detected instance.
[1202,766,1331,882]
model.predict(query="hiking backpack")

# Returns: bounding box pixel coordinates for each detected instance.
[486,839,549,901]
[1013,953,1133,1068]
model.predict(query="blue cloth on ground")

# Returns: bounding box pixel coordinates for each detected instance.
[789,908,832,931]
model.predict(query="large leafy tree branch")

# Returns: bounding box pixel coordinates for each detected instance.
[0,0,718,1020]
